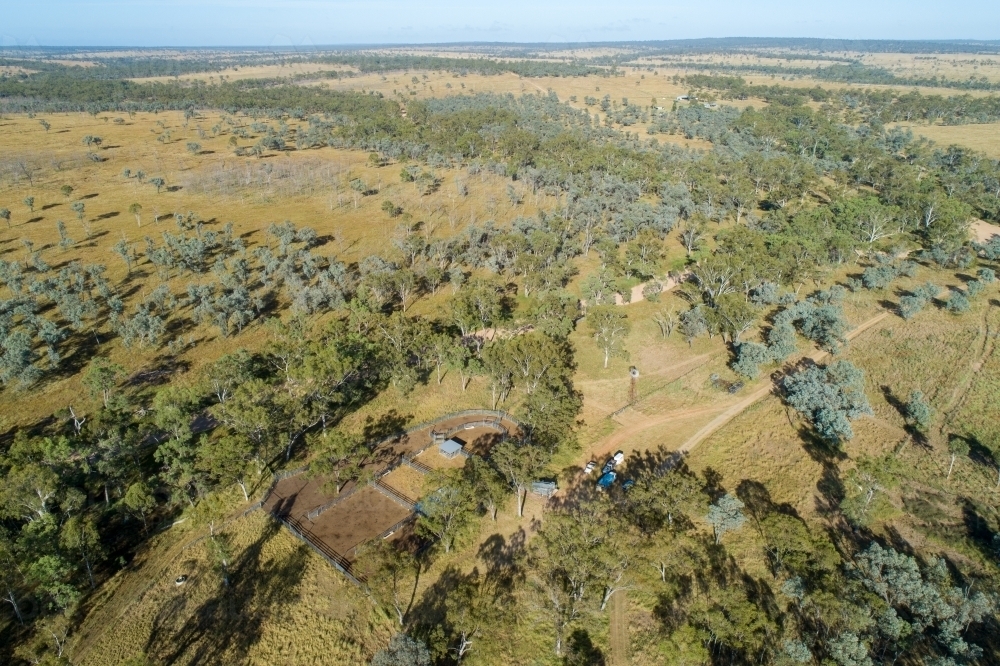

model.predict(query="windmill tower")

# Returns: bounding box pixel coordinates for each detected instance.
[629,366,640,405]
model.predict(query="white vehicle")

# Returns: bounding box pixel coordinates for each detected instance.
[583,461,597,475]
[612,450,625,466]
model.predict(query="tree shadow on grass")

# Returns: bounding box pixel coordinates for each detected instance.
[53,325,104,378]
[407,565,467,649]
[145,519,309,665]
[950,433,996,469]
[960,497,999,559]
[364,410,411,445]
[563,628,606,665]
[793,426,847,519]
[409,531,526,658]
[736,479,801,527]
[876,298,898,313]
[478,529,525,591]
[881,385,930,448]
[124,357,190,389]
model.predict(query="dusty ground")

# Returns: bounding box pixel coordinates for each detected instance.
[303,486,412,556]
[972,219,1000,242]
[263,412,519,561]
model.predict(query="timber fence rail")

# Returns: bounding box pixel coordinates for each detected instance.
[279,514,362,585]
[372,478,418,509]
[432,419,509,439]
[375,513,418,541]
[409,408,522,435]
[402,456,433,474]
[264,409,527,580]
[305,481,366,521]
[274,465,309,482]
[342,512,419,559]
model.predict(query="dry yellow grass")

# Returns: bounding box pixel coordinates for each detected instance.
[687,264,999,532]
[71,509,393,666]
[864,52,1000,84]
[7,57,1000,662]
[893,121,1000,159]
[0,109,542,427]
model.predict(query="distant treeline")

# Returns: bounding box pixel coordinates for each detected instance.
[0,55,281,80]
[667,60,1000,91]
[0,52,608,82]
[315,54,610,78]
[684,74,1000,124]
[0,74,402,119]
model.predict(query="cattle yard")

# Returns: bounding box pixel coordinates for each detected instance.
[261,410,523,579]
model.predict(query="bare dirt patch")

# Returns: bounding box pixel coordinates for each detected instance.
[263,412,520,563]
[305,486,413,557]
[971,219,1000,243]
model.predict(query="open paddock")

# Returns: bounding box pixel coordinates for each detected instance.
[263,410,524,571]
[379,465,428,501]
[303,486,414,557]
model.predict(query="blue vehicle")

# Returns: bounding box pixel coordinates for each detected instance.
[596,471,617,490]
[622,479,635,492]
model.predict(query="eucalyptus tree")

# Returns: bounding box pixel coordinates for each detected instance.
[121,481,155,532]
[416,469,477,554]
[904,390,933,433]
[782,360,873,444]
[56,221,74,251]
[59,515,104,589]
[70,201,85,223]
[706,493,746,544]
[587,305,630,368]
[947,438,970,479]
[112,239,134,276]
[82,357,125,408]
[491,439,550,517]
[371,635,431,666]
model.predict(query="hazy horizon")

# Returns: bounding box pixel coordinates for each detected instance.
[3,0,999,48]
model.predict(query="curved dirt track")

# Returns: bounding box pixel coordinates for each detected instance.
[589,310,892,461]
[677,310,890,454]
[592,309,890,666]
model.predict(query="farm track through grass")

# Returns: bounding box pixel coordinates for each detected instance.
[7,57,1000,662]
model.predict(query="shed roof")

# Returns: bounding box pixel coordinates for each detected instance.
[439,439,464,456]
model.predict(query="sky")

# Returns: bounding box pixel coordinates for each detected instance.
[1,0,999,47]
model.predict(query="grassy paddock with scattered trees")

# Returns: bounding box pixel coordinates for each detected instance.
[2,43,1000,666]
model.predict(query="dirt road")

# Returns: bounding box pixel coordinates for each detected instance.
[588,310,892,462]
[609,590,629,665]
